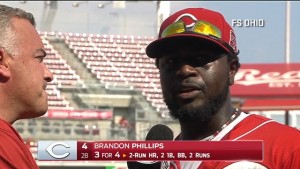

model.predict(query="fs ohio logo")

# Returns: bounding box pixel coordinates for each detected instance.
[232,19,265,27]
[38,141,77,160]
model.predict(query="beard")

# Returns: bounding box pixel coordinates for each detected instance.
[163,80,230,122]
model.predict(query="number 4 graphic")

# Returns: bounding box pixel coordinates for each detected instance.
[82,143,88,149]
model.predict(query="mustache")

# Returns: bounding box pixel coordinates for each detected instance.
[174,79,207,91]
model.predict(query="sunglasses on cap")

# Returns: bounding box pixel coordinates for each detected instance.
[160,20,238,55]
[161,20,221,39]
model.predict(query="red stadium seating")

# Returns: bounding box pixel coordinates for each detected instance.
[40,31,169,117]
[39,34,87,110]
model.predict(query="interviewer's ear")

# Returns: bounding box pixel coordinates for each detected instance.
[229,59,238,85]
[0,48,11,79]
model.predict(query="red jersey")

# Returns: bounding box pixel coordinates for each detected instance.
[0,118,39,169]
[163,112,300,169]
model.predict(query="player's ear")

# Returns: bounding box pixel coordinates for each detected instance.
[229,59,238,85]
[0,48,12,80]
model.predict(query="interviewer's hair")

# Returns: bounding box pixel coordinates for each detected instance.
[0,4,36,56]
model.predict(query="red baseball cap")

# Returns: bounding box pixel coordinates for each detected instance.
[146,8,239,58]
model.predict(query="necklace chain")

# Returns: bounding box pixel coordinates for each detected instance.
[205,108,239,141]
[181,109,240,141]
[178,109,240,141]
[215,109,238,133]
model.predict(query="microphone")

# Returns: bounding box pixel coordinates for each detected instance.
[145,124,174,141]
[127,124,174,169]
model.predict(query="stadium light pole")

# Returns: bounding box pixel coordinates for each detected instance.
[284,1,291,126]
[156,1,170,34]
[285,1,291,64]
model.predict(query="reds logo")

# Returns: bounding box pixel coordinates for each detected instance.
[235,69,300,86]
[175,13,198,28]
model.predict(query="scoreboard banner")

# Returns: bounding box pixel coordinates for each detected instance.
[37,141,263,161]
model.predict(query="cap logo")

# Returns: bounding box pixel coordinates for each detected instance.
[175,13,198,27]
[229,30,237,53]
